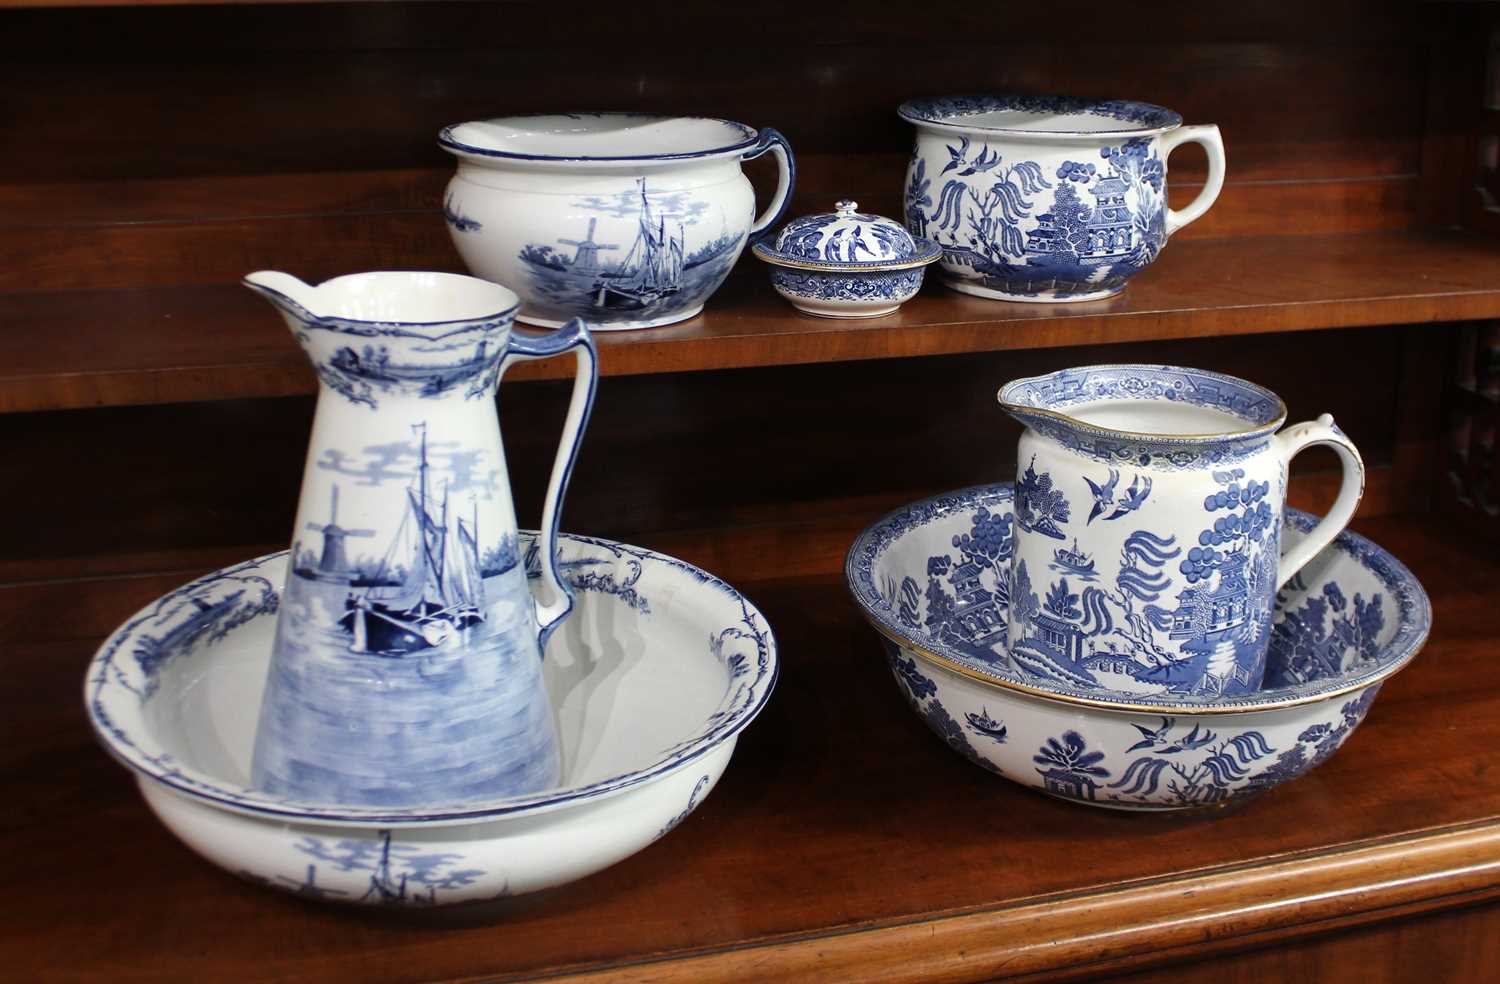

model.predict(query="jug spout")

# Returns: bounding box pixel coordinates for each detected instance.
[243,270,321,324]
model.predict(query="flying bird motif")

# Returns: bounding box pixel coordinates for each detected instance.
[1084,467,1121,524]
[1085,468,1153,523]
[1107,474,1153,521]
[942,135,1002,177]
[1126,717,1218,754]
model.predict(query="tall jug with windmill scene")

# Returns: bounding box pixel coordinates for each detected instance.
[997,365,1364,700]
[242,270,597,809]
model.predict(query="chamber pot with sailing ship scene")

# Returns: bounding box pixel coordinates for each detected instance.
[241,269,598,810]
[439,113,795,331]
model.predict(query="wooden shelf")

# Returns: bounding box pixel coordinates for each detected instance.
[4,229,1500,413]
[5,510,1500,982]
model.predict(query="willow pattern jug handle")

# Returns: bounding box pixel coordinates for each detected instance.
[743,127,796,240]
[1161,124,1226,237]
[500,318,599,650]
[1273,414,1365,589]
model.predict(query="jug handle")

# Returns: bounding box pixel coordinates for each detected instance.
[1161,124,1226,237]
[500,318,599,653]
[1273,414,1365,590]
[743,127,796,241]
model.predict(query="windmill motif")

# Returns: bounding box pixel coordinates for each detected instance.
[306,485,375,581]
[557,218,619,274]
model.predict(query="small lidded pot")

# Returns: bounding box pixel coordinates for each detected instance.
[751,200,941,318]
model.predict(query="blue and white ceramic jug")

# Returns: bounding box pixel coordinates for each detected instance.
[243,270,597,808]
[998,365,1364,699]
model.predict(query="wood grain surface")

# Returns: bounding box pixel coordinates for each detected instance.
[0,231,1489,413]
[0,512,1495,982]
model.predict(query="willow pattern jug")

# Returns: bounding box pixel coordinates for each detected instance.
[998,365,1364,699]
[243,271,597,808]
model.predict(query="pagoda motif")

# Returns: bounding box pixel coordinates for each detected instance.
[1024,212,1065,254]
[1168,551,1252,641]
[1080,171,1133,260]
[947,558,1006,647]
[1027,609,1087,664]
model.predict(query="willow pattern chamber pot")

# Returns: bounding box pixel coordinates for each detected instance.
[846,484,1430,812]
[440,113,795,330]
[751,199,942,318]
[900,94,1225,302]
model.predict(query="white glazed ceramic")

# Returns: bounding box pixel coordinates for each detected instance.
[900,95,1225,302]
[998,365,1365,698]
[846,484,1430,812]
[440,113,795,330]
[242,271,598,809]
[751,199,942,318]
[85,532,778,906]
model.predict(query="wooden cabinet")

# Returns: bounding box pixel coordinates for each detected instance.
[3,2,1499,979]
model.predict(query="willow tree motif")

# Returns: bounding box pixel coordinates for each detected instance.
[1108,730,1274,806]
[930,137,1052,263]
[1105,529,1181,665]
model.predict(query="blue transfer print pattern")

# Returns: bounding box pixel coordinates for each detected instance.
[238,829,499,906]
[774,207,917,263]
[1014,458,1070,540]
[525,539,651,614]
[1033,688,1380,808]
[296,318,510,412]
[1000,365,1284,470]
[885,642,992,771]
[442,193,483,233]
[965,708,1008,744]
[253,419,562,809]
[90,532,778,826]
[1033,730,1111,802]
[1006,466,1278,697]
[90,559,278,708]
[877,488,1392,703]
[900,95,1181,131]
[657,774,712,838]
[1266,577,1385,688]
[911,134,1167,299]
[1084,468,1152,524]
[849,484,1429,713]
[519,178,742,324]
[299,830,493,906]
[770,268,923,303]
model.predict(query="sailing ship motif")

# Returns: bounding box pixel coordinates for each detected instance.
[325,339,497,399]
[296,424,486,656]
[1051,538,1096,577]
[592,179,686,310]
[519,179,742,320]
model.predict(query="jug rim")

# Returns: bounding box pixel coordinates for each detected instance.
[898,93,1182,139]
[245,271,520,331]
[439,112,760,165]
[998,364,1289,445]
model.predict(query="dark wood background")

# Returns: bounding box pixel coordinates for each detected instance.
[2,0,1497,980]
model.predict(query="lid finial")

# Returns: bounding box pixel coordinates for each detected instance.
[835,200,858,216]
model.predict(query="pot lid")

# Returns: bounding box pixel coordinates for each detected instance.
[772,200,920,263]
